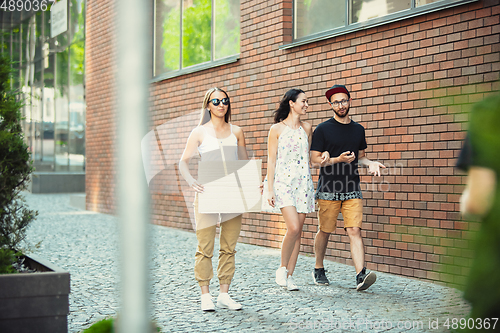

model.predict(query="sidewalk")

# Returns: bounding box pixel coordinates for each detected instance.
[23,193,470,333]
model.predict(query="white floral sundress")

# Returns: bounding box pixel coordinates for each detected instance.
[262,125,315,214]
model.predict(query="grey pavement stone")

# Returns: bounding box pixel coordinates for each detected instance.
[22,193,470,333]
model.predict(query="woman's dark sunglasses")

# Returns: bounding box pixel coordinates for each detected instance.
[210,98,230,106]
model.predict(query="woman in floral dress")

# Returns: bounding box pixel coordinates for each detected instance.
[262,88,328,291]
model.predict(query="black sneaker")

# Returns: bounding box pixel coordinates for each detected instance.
[312,268,330,285]
[356,267,376,291]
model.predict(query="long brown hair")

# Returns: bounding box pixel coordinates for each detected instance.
[273,88,305,123]
[198,87,231,126]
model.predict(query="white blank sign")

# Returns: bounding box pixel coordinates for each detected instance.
[51,0,68,38]
[198,160,262,214]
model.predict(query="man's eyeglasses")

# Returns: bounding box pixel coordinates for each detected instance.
[330,99,349,107]
[210,98,230,106]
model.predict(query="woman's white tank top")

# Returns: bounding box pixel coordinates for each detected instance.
[197,124,239,161]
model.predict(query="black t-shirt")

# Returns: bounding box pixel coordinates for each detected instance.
[456,134,473,171]
[311,117,367,200]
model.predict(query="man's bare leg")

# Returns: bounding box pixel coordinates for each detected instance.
[346,227,364,274]
[314,229,330,269]
[346,227,376,290]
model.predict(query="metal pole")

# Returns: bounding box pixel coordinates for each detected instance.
[53,52,57,170]
[67,5,71,169]
[116,0,151,332]
[40,11,44,164]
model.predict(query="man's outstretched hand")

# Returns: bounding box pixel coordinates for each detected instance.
[368,161,386,177]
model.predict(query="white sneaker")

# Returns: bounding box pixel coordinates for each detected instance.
[275,266,288,287]
[217,293,242,310]
[201,293,215,311]
[287,275,299,291]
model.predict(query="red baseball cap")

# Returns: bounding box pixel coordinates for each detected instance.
[325,84,350,102]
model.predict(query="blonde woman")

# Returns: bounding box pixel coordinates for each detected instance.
[179,87,248,311]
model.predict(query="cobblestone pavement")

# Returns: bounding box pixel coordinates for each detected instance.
[23,193,470,333]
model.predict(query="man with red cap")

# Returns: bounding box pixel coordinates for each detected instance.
[310,84,385,291]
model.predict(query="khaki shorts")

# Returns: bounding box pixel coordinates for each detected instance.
[317,199,363,233]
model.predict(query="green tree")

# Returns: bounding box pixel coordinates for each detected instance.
[47,0,85,91]
[161,0,211,70]
[0,55,38,252]
[214,0,240,59]
[182,0,211,67]
[161,0,240,71]
[160,5,180,71]
[69,0,86,87]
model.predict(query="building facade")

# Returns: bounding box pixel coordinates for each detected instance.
[85,0,500,287]
[1,0,86,185]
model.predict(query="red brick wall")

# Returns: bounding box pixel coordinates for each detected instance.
[85,0,117,214]
[87,0,500,287]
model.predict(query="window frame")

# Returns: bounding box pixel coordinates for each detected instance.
[284,0,478,50]
[151,0,240,83]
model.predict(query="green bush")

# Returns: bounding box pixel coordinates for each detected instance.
[82,318,114,333]
[0,248,17,274]
[81,318,162,333]
[0,55,38,272]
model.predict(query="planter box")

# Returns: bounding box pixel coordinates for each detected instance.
[0,254,70,333]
